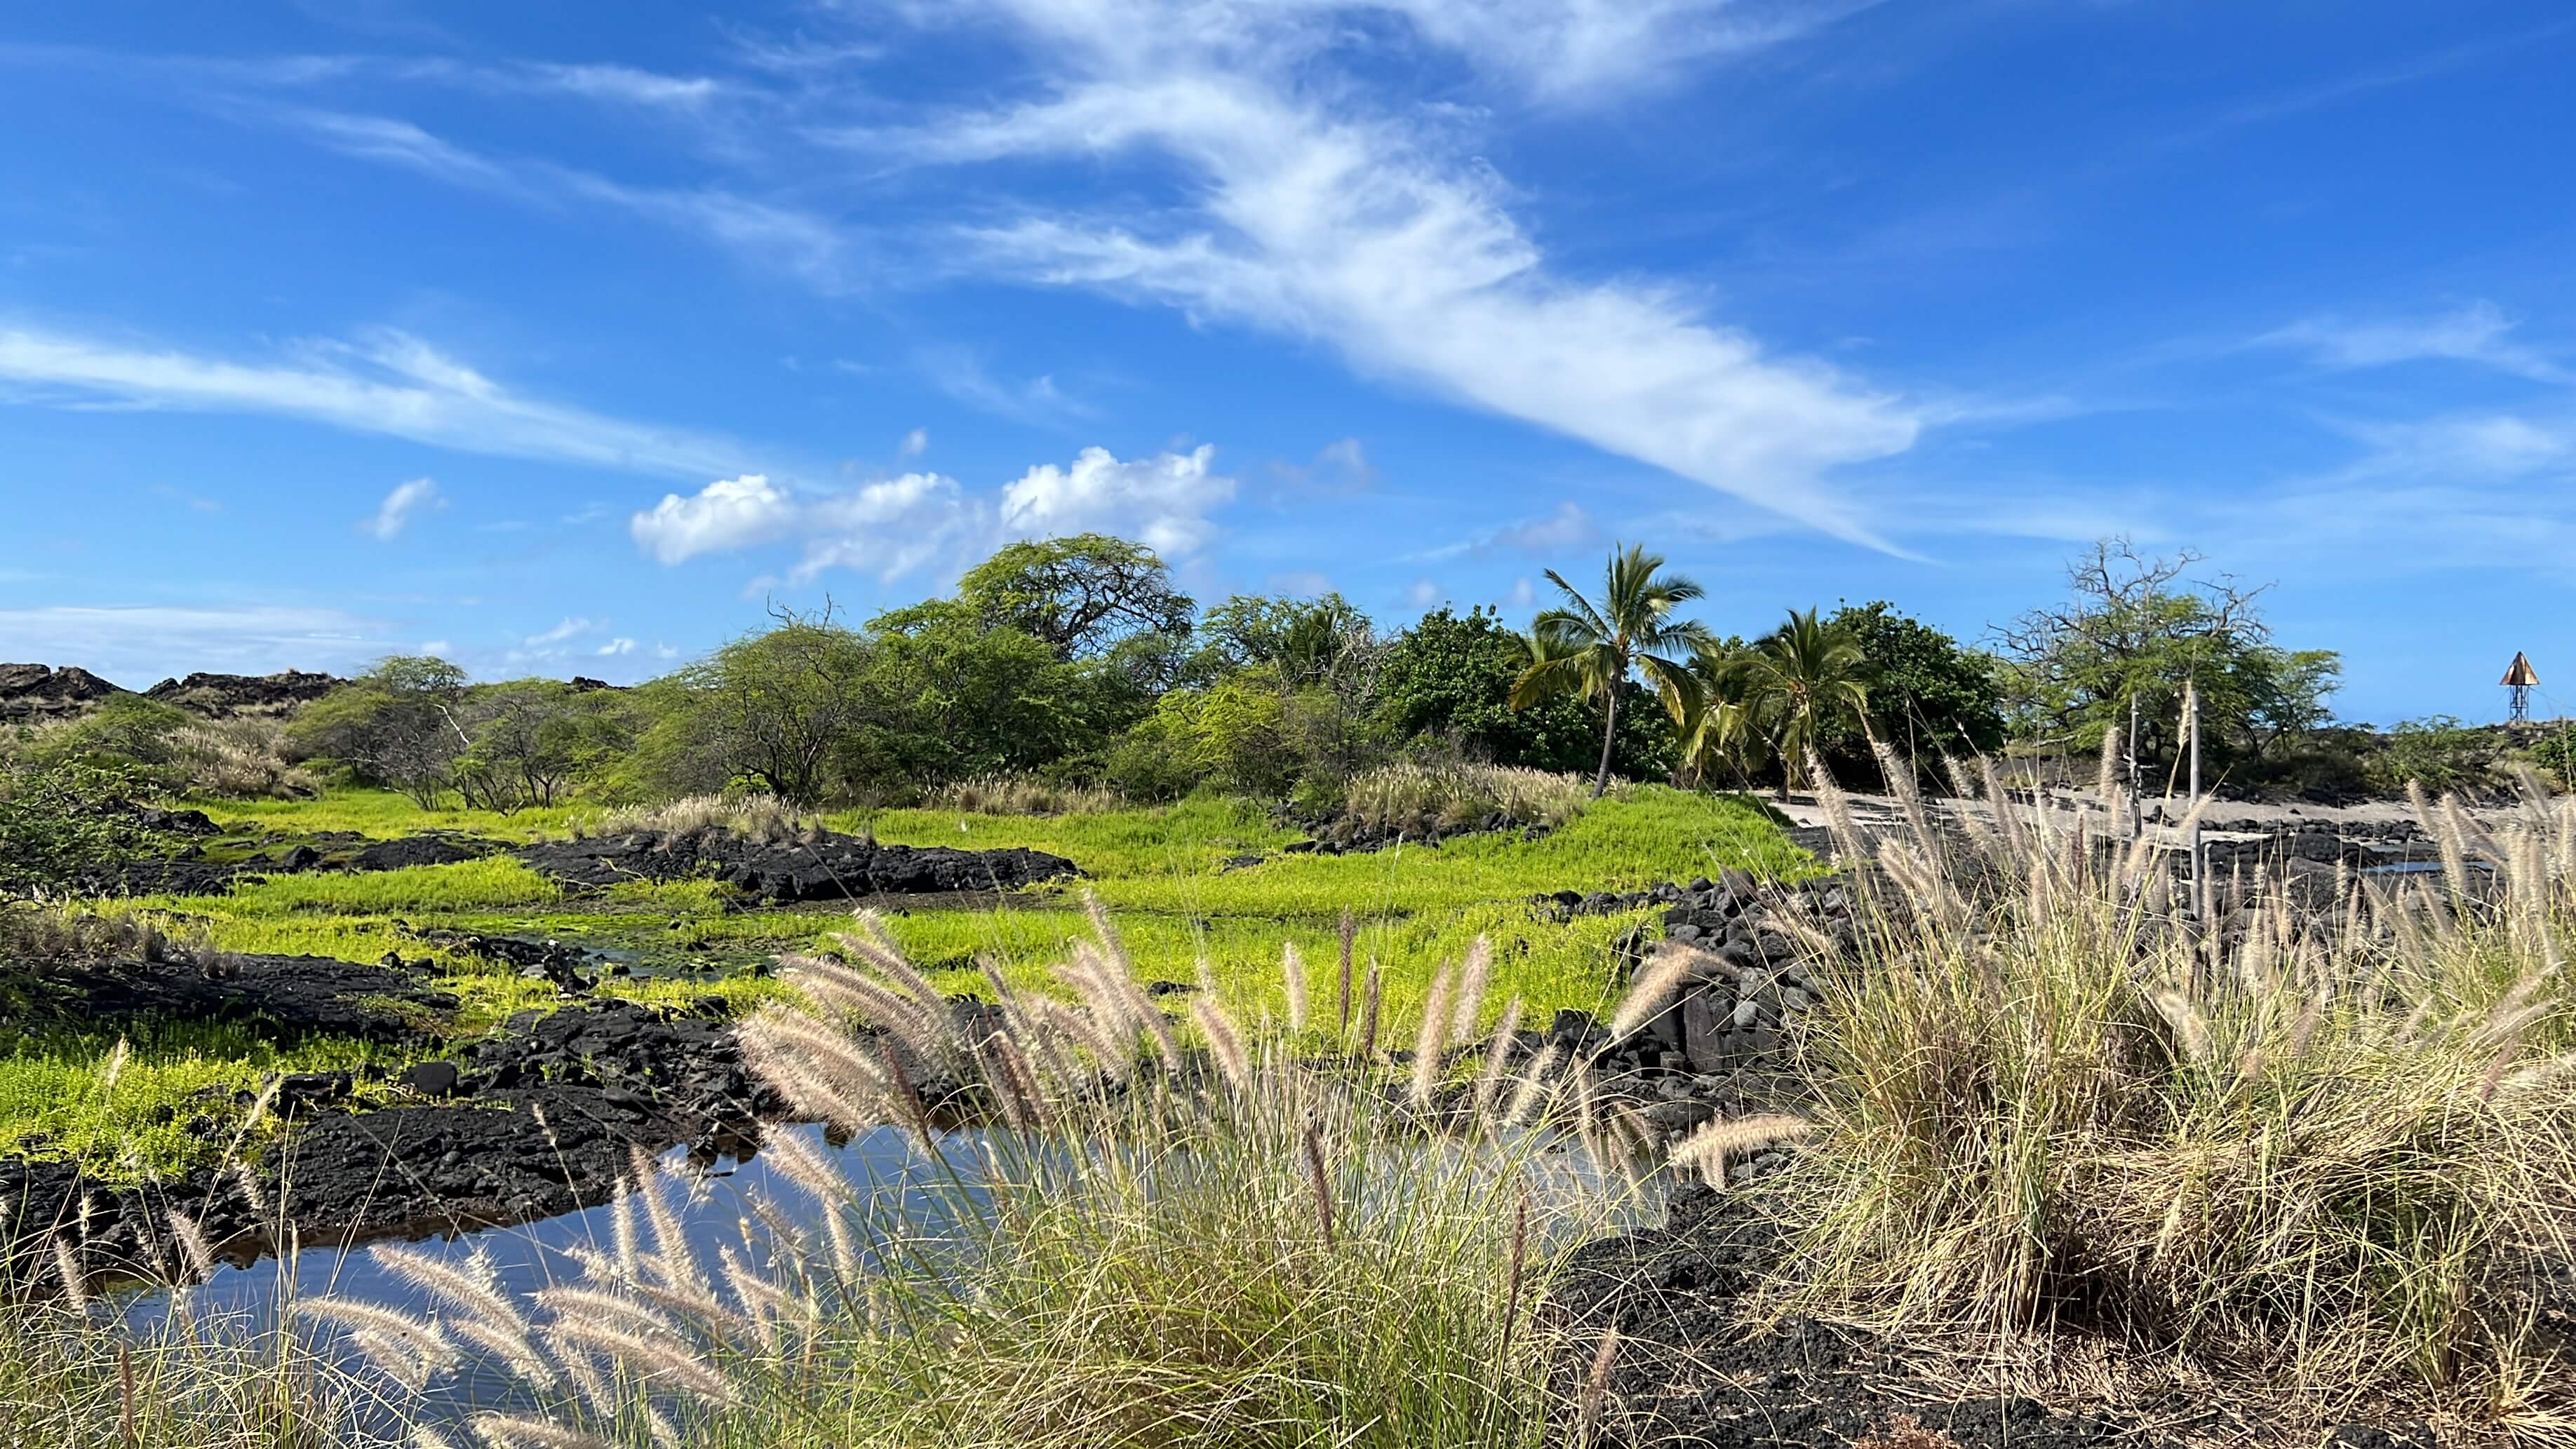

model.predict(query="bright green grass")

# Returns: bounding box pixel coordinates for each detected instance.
[154,856,566,917]
[843,795,1296,877]
[877,898,1657,1035]
[14,785,1806,1177]
[0,1023,391,1180]
[173,787,582,843]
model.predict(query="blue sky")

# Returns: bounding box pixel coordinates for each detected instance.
[2,1,2570,726]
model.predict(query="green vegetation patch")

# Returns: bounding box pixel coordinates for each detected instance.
[0,1022,391,1181]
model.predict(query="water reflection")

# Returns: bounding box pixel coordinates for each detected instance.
[120,1122,967,1429]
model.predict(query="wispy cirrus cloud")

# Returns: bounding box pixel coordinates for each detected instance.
[0,322,758,478]
[2254,300,2568,383]
[838,0,1919,546]
[0,604,389,682]
[358,477,445,540]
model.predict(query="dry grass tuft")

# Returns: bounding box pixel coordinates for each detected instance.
[1,899,214,966]
[582,795,816,845]
[925,773,1121,816]
[1340,762,1597,834]
[1766,745,2576,1426]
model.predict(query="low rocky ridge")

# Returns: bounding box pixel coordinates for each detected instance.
[0,662,123,721]
[83,826,510,896]
[0,663,344,722]
[142,669,344,717]
[513,823,1079,902]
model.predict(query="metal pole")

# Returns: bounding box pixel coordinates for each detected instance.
[2186,676,2205,922]
[2128,693,2141,840]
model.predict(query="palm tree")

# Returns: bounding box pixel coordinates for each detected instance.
[1734,607,1870,799]
[1673,641,1769,790]
[1510,545,1711,797]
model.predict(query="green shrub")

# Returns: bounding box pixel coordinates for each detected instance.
[0,761,166,896]
[2368,715,2504,795]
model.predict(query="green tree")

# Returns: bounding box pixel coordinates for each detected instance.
[290,656,473,807]
[1997,538,2342,779]
[954,534,1195,662]
[1510,545,1710,797]
[452,680,632,812]
[1729,608,1871,798]
[1821,601,2004,784]
[1374,607,1668,776]
[1672,647,1769,791]
[1195,593,1380,693]
[677,606,875,806]
[854,605,1136,788]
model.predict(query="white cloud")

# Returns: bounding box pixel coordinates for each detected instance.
[0,604,386,682]
[918,348,1095,424]
[245,104,851,288]
[359,477,445,540]
[790,471,979,581]
[420,638,455,655]
[0,323,756,478]
[2340,412,2576,480]
[899,426,929,458]
[629,473,799,563]
[847,0,1916,544]
[596,636,638,656]
[626,445,1240,581]
[523,616,598,646]
[1507,576,1536,608]
[1411,499,1596,561]
[2255,301,2568,383]
[1408,577,1440,607]
[1000,445,1233,556]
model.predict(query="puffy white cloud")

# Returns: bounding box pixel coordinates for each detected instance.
[359,477,445,540]
[790,471,979,582]
[596,637,638,656]
[629,473,798,563]
[899,426,929,458]
[1000,445,1234,557]
[626,447,1240,581]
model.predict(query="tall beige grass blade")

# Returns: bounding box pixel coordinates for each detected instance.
[1410,964,1458,1110]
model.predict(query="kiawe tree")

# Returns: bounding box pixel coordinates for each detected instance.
[1996,537,2340,776]
[955,534,1195,661]
[1510,544,1711,797]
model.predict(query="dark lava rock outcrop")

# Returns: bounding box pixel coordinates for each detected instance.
[13,952,455,1043]
[144,669,342,717]
[0,663,123,720]
[516,825,1078,902]
[83,830,509,896]
[2,997,781,1289]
